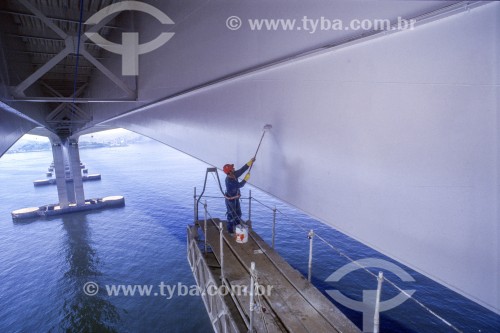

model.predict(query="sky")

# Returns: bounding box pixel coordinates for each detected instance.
[17,128,138,144]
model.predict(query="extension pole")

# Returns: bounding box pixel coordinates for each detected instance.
[248,124,272,174]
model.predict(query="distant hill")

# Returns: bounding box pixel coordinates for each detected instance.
[7,134,153,154]
[6,141,50,154]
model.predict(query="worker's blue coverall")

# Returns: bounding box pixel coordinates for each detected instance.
[225,164,249,233]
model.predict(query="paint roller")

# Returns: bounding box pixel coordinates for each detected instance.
[248,124,272,173]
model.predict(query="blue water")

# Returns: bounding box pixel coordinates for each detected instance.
[0,141,498,332]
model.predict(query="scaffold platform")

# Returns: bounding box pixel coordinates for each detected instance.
[187,218,361,333]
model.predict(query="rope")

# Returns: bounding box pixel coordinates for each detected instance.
[249,197,464,333]
[250,196,275,211]
[381,277,463,333]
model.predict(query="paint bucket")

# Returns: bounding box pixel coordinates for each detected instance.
[235,225,248,244]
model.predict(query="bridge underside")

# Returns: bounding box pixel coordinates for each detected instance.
[0,1,498,314]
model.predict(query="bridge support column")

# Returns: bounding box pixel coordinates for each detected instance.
[50,139,69,208]
[68,139,85,206]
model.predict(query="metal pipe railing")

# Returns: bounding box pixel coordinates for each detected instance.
[195,167,225,221]
[204,200,208,253]
[249,261,256,332]
[374,271,384,333]
[307,229,314,282]
[194,177,463,333]
[248,189,252,226]
[219,221,224,280]
[193,187,197,222]
[272,206,276,249]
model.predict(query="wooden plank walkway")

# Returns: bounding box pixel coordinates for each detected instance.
[193,219,361,333]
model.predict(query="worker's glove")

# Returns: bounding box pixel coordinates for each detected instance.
[246,157,256,167]
[244,173,251,181]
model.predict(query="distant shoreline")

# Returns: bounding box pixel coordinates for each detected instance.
[6,141,133,154]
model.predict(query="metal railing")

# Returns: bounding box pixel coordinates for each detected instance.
[187,224,239,333]
[195,199,266,333]
[193,167,465,333]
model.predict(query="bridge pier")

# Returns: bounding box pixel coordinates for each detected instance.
[50,139,69,208]
[50,138,85,207]
[12,138,124,220]
[68,139,85,206]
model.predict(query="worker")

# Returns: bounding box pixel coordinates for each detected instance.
[223,158,255,234]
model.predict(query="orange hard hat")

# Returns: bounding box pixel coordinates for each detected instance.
[223,164,234,174]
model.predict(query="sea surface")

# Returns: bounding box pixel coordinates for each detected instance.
[0,141,498,332]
